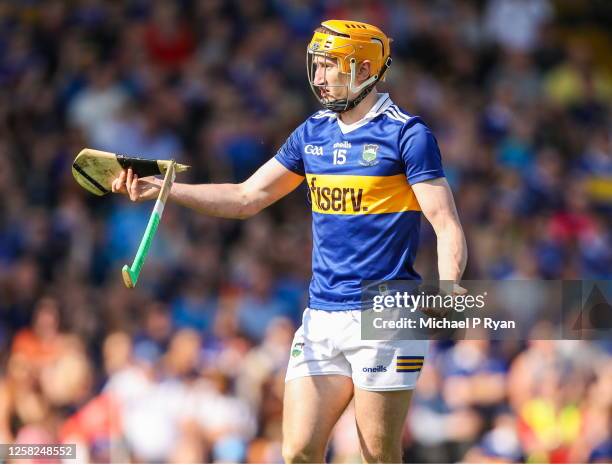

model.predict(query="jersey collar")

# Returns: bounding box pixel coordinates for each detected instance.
[335,93,393,134]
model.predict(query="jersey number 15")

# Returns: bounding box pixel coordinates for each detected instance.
[333,149,347,165]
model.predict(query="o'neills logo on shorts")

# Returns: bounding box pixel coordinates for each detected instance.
[362,365,388,373]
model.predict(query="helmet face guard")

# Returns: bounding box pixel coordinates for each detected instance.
[307,47,382,113]
[306,21,392,113]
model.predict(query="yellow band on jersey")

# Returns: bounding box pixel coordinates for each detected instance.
[306,173,421,215]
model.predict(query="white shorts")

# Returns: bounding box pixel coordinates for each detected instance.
[285,308,429,391]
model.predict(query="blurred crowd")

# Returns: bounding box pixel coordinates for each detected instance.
[0,0,610,463]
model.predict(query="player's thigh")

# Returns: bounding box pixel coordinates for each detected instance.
[353,387,413,462]
[282,374,354,460]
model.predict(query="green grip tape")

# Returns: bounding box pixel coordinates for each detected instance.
[123,211,161,287]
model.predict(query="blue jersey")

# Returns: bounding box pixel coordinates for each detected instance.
[274,94,445,311]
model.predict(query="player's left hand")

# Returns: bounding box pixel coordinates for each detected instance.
[420,283,468,318]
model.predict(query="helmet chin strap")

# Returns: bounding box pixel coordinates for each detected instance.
[324,56,392,113]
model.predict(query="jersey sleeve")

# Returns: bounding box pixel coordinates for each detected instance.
[399,121,445,185]
[274,123,305,176]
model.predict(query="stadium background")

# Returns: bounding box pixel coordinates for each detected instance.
[0,0,611,463]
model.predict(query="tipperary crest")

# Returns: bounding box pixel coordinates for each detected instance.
[360,144,379,166]
[291,342,305,357]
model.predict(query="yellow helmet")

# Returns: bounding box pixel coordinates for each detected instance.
[307,20,392,112]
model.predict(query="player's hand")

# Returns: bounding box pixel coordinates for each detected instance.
[111,168,161,202]
[420,284,468,318]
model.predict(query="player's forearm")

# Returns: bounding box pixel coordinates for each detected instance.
[168,182,258,219]
[435,223,467,282]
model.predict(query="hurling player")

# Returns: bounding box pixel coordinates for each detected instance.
[113,20,467,463]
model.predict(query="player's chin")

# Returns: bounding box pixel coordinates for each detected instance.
[321,92,343,104]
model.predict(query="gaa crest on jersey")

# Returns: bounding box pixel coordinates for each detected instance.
[360,144,379,166]
[304,144,324,156]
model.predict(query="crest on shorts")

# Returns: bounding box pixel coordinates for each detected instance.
[291,342,305,357]
[360,144,379,166]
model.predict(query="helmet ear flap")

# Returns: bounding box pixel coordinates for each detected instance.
[354,58,376,82]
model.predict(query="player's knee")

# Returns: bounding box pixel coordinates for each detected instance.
[282,441,324,464]
[360,435,402,463]
[361,446,402,464]
[361,449,401,464]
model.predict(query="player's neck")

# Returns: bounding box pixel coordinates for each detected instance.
[338,90,379,125]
